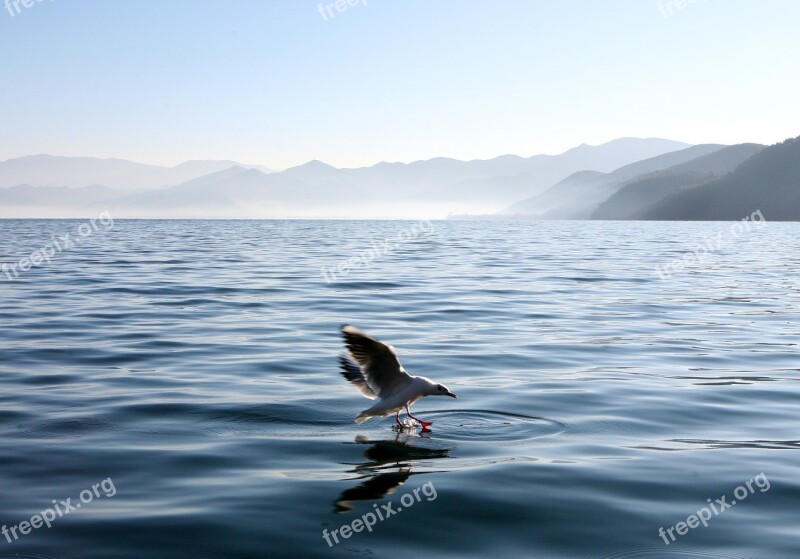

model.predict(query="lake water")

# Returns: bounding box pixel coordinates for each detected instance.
[0,219,798,559]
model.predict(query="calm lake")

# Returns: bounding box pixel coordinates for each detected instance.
[1,219,798,559]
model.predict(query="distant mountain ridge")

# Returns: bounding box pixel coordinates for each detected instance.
[495,136,798,221]
[0,138,690,218]
[0,155,273,190]
[6,136,796,221]
[592,143,766,220]
[502,144,727,219]
[638,136,800,221]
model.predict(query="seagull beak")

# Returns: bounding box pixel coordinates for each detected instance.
[448,392,458,399]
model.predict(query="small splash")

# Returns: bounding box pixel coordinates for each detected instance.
[391,419,419,432]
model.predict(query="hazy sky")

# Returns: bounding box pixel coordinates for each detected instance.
[1,0,797,169]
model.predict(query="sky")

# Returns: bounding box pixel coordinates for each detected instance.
[0,0,798,170]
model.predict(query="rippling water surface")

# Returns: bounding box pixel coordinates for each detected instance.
[1,219,798,559]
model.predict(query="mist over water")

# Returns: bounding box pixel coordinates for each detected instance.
[1,219,798,558]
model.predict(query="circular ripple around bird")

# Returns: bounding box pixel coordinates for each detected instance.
[418,410,565,442]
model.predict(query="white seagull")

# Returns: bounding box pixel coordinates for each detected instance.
[339,325,457,429]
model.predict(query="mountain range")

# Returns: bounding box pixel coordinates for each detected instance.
[0,138,689,218]
[638,137,800,221]
[0,155,273,190]
[592,144,765,220]
[2,135,798,220]
[494,135,798,221]
[502,144,730,219]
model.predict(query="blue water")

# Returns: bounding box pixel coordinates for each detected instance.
[1,219,798,559]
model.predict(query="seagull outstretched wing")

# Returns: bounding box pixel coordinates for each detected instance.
[339,355,377,400]
[341,325,412,399]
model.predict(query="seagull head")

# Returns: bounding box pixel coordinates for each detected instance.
[426,381,457,399]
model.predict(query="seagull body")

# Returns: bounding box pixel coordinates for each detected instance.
[339,325,457,429]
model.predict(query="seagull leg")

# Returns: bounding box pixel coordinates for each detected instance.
[406,405,433,430]
[396,410,404,426]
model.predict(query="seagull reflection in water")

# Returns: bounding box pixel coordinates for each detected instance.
[334,432,451,513]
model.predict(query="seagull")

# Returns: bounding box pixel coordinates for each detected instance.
[339,325,457,430]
